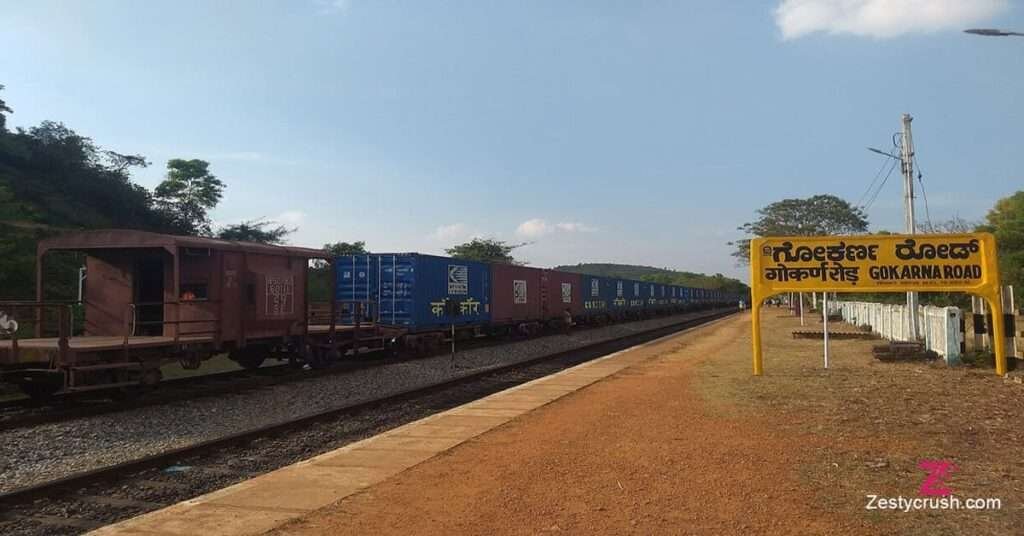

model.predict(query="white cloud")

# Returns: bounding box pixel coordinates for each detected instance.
[516,218,551,238]
[430,223,477,242]
[775,0,1008,40]
[516,218,598,238]
[275,210,306,225]
[314,0,350,15]
[555,222,598,233]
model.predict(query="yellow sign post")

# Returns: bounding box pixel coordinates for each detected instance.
[750,233,1006,376]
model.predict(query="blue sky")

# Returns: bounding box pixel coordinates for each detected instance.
[2,1,1022,281]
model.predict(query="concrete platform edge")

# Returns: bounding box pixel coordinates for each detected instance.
[88,316,728,536]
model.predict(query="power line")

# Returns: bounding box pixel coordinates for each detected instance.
[862,135,901,212]
[863,157,898,212]
[913,153,933,231]
[857,156,892,208]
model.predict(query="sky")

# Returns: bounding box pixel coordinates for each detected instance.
[2,0,1023,281]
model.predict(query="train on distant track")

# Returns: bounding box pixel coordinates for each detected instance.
[0,230,741,398]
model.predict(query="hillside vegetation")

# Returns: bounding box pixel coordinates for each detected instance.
[0,117,178,299]
[554,263,749,294]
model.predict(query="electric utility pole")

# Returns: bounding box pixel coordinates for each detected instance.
[900,113,920,340]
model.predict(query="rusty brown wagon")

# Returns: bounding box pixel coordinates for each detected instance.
[0,230,391,398]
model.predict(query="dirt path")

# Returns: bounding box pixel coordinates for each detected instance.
[273,314,876,535]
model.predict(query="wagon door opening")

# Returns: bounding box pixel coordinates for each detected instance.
[134,258,164,336]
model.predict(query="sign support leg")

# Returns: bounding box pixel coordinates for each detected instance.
[986,294,1007,376]
[752,299,763,376]
[799,292,805,326]
[822,292,829,369]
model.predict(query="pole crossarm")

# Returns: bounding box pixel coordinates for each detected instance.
[749,232,1007,376]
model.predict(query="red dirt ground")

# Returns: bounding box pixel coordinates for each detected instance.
[273,314,884,535]
[271,310,1022,535]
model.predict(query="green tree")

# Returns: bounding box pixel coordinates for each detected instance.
[103,150,149,173]
[446,238,525,264]
[154,159,224,235]
[979,191,1024,306]
[307,241,370,300]
[0,84,11,132]
[323,241,367,256]
[730,194,868,264]
[217,218,294,244]
[0,87,174,299]
[919,216,978,234]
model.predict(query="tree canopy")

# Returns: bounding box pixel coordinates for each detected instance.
[917,216,978,234]
[446,238,525,264]
[0,84,12,132]
[0,85,225,298]
[0,119,176,297]
[216,218,294,244]
[731,194,868,264]
[979,191,1024,305]
[0,84,390,307]
[323,241,368,256]
[154,159,225,235]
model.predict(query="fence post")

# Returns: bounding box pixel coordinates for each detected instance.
[1002,285,1017,359]
[945,307,963,365]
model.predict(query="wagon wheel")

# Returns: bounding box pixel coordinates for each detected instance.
[406,335,431,357]
[307,345,340,369]
[385,337,401,359]
[230,346,269,370]
[19,381,60,402]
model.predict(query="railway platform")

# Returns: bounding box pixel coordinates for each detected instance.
[90,312,866,536]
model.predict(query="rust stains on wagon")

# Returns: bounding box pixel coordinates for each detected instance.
[0,230,343,397]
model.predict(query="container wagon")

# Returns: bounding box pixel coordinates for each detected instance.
[488,264,585,334]
[541,269,584,325]
[578,275,611,321]
[490,263,543,333]
[335,253,491,353]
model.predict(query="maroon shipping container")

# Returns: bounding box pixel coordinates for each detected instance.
[490,263,543,324]
[541,270,583,319]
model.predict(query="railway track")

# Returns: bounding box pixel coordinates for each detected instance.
[0,364,290,431]
[0,308,734,536]
[0,327,548,432]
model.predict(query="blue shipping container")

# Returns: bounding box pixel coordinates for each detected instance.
[611,279,627,309]
[335,253,491,331]
[580,274,615,313]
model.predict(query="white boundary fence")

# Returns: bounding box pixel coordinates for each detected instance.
[831,301,963,365]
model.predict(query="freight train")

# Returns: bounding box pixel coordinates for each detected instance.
[0,230,741,398]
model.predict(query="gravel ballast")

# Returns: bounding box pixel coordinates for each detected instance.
[0,312,719,493]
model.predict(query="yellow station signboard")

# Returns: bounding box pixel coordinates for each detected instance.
[749,233,1007,376]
